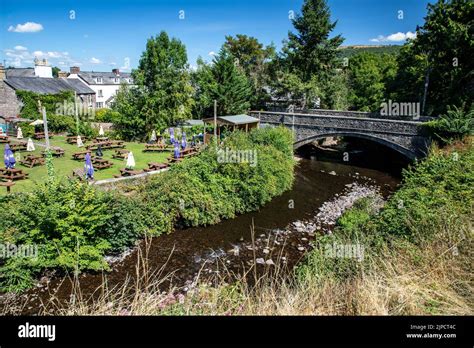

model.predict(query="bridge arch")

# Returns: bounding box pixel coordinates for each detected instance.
[293,132,418,160]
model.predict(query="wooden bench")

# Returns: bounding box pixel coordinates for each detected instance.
[71,168,85,181]
[143,143,170,152]
[0,135,10,143]
[20,155,45,168]
[112,149,130,160]
[66,135,88,144]
[92,158,113,170]
[0,168,28,181]
[10,142,27,152]
[43,147,65,158]
[114,168,144,178]
[0,180,15,193]
[72,151,91,161]
[147,162,169,171]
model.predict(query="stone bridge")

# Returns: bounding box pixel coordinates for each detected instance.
[250,110,433,160]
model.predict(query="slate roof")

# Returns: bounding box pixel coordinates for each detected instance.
[6,68,35,78]
[77,71,133,85]
[204,114,259,125]
[5,77,95,95]
[182,119,204,126]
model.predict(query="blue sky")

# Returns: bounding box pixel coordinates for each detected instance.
[1,0,433,72]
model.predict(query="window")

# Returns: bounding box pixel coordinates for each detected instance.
[98,90,103,97]
[114,77,119,83]
[96,102,103,108]
[96,77,103,83]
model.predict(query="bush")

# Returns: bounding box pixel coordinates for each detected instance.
[95,108,120,123]
[0,180,148,291]
[376,141,473,242]
[425,104,474,141]
[47,114,76,134]
[142,126,295,227]
[0,127,295,292]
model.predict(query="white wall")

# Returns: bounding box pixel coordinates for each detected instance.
[34,65,52,78]
[67,74,126,109]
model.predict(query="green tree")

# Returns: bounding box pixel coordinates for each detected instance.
[52,66,60,78]
[192,49,253,116]
[271,0,344,109]
[114,31,194,140]
[223,34,276,108]
[348,53,397,111]
[390,0,474,115]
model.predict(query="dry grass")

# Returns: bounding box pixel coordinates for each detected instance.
[20,216,468,316]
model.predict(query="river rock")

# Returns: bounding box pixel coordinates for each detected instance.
[328,171,337,175]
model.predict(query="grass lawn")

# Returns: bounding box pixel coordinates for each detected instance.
[0,135,172,194]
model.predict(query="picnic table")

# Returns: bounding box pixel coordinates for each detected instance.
[34,132,45,140]
[94,137,109,142]
[72,151,91,161]
[114,168,144,178]
[112,149,130,160]
[10,142,27,152]
[0,168,28,181]
[92,157,113,170]
[0,135,9,143]
[143,143,170,152]
[20,154,45,168]
[66,135,88,144]
[147,162,169,171]
[87,140,125,151]
[167,148,198,163]
[0,180,15,193]
[42,147,65,157]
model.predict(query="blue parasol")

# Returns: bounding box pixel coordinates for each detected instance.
[169,128,175,144]
[84,152,94,180]
[173,141,180,159]
[4,144,16,169]
[181,132,187,150]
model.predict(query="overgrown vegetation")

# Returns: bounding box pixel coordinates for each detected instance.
[0,127,295,292]
[52,137,472,316]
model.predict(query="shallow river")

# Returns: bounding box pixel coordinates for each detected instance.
[3,143,404,314]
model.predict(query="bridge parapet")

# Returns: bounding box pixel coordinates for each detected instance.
[263,107,435,122]
[250,110,432,160]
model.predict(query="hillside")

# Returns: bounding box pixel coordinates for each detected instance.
[338,45,402,58]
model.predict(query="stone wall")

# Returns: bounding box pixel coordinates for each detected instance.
[0,81,21,118]
[250,111,431,159]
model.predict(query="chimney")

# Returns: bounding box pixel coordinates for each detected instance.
[0,64,5,81]
[58,71,68,78]
[70,66,80,74]
[112,68,120,75]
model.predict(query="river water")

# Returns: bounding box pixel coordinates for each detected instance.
[2,140,405,315]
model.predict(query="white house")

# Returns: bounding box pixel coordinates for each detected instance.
[67,67,134,109]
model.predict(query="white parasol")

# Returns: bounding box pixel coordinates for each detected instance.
[126,151,135,169]
[77,135,84,147]
[26,138,35,151]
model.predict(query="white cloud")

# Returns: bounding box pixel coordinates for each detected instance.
[208,51,216,57]
[90,57,101,64]
[8,22,43,33]
[120,57,131,71]
[370,31,416,43]
[4,46,77,68]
